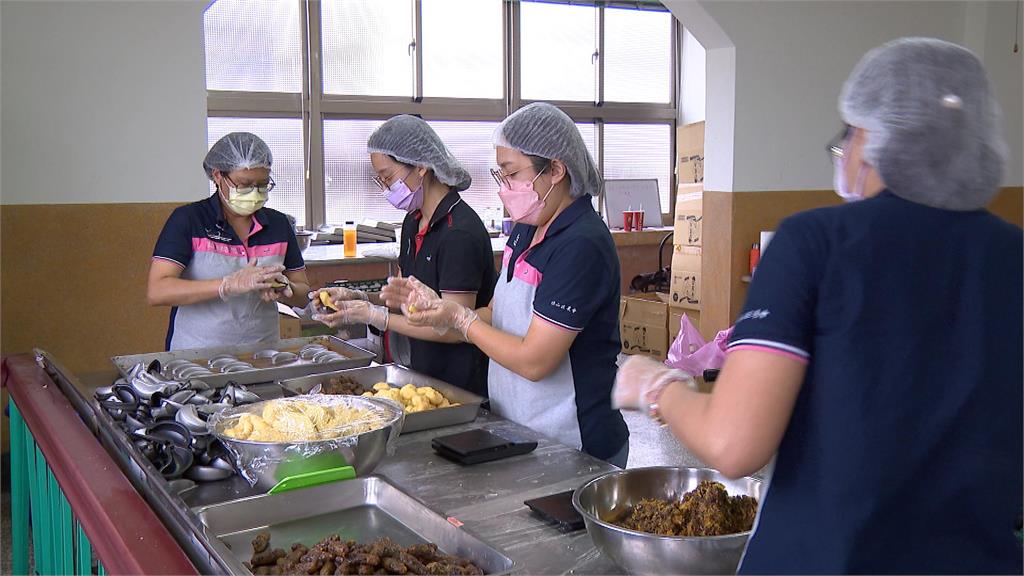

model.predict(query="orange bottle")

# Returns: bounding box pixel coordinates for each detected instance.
[343,221,357,258]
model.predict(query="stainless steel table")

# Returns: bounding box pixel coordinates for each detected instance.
[76,368,624,574]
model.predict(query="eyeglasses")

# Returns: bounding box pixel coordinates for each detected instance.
[372,167,413,193]
[225,175,275,194]
[827,124,854,161]
[490,163,548,188]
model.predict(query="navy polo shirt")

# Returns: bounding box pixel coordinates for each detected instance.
[398,192,497,397]
[488,196,629,460]
[729,190,1022,574]
[153,194,305,350]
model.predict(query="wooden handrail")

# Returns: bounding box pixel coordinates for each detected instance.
[4,354,197,575]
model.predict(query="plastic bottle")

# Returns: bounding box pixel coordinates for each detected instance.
[749,243,760,275]
[343,221,357,258]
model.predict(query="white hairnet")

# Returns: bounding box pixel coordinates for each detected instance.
[367,115,472,192]
[840,37,1007,211]
[494,102,602,198]
[203,132,273,179]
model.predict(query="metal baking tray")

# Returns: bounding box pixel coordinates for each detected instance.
[194,475,516,575]
[111,336,375,388]
[277,364,483,433]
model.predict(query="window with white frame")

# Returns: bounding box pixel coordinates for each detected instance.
[204,0,678,229]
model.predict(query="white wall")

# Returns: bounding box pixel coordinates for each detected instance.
[1,1,209,205]
[680,27,706,124]
[664,0,735,192]
[980,1,1024,186]
[666,0,1023,192]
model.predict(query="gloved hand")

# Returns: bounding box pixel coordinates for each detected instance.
[400,276,440,316]
[219,261,286,300]
[308,287,369,315]
[379,276,412,310]
[260,275,293,302]
[313,300,389,331]
[403,276,479,340]
[611,355,694,411]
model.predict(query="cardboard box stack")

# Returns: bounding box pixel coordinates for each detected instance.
[670,121,705,335]
[618,121,705,360]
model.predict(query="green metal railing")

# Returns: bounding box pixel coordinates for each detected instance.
[9,401,105,576]
[5,352,198,575]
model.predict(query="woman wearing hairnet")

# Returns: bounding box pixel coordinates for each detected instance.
[310,116,497,397]
[614,38,1022,573]
[148,132,311,350]
[384,103,630,467]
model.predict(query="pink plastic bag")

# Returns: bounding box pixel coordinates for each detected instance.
[665,314,733,375]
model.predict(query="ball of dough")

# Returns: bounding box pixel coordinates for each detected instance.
[400,384,417,401]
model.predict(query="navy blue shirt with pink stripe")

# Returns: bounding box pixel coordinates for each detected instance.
[729,190,1022,574]
[489,196,628,461]
[153,193,305,351]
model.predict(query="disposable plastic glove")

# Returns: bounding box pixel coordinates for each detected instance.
[379,276,412,310]
[403,276,478,340]
[308,287,369,315]
[313,300,389,331]
[219,262,286,300]
[612,355,694,411]
[260,274,293,302]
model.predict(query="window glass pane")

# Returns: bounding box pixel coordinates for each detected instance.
[324,119,504,227]
[207,117,307,226]
[323,119,396,225]
[422,0,503,99]
[204,0,302,93]
[321,0,413,97]
[575,122,597,166]
[520,2,596,102]
[604,8,672,103]
[426,120,502,225]
[603,123,672,213]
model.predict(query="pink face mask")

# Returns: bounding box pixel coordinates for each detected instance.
[498,166,554,226]
[384,169,424,213]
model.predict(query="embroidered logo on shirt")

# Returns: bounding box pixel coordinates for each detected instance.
[737,309,770,322]
[551,300,578,314]
[205,226,233,243]
[425,255,432,261]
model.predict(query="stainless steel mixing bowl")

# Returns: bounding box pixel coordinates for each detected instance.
[573,466,762,575]
[209,395,404,491]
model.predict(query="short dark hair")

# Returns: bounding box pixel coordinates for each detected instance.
[525,153,550,174]
[387,155,414,169]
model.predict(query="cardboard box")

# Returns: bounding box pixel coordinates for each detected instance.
[669,308,701,342]
[620,292,670,359]
[278,303,302,339]
[670,269,701,310]
[670,247,701,310]
[676,121,705,184]
[669,309,684,342]
[674,183,703,247]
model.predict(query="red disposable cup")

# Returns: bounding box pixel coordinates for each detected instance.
[623,211,635,232]
[634,210,645,230]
